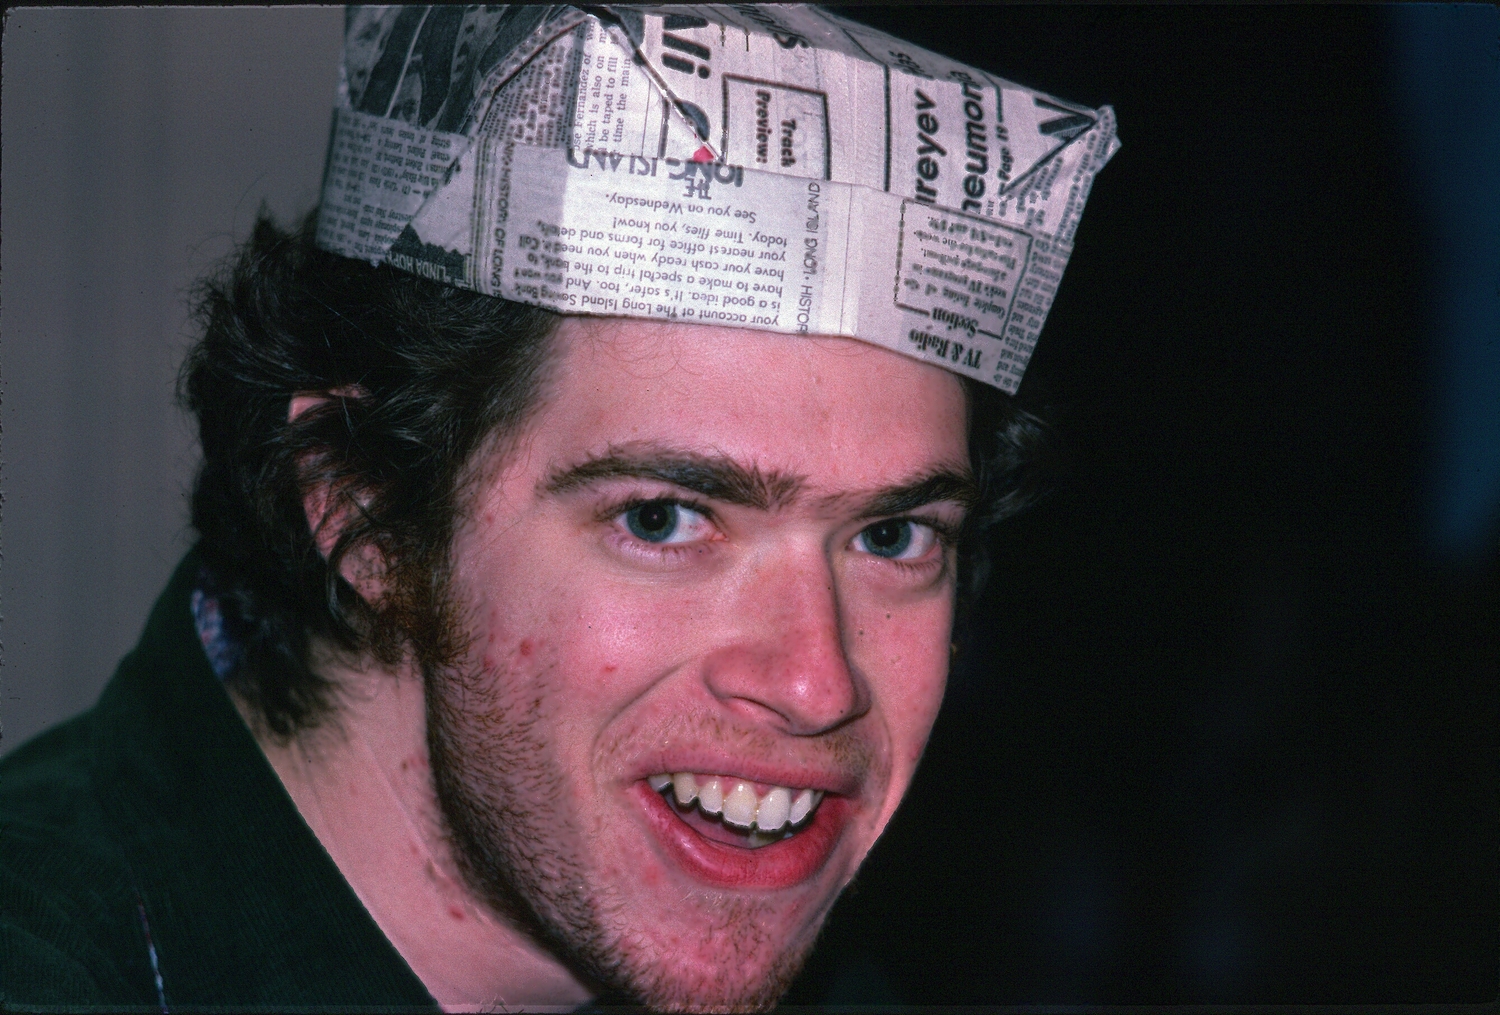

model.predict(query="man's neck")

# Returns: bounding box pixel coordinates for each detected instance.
[231,651,592,1012]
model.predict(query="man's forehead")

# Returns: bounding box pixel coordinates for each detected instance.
[552,315,968,414]
[521,318,972,498]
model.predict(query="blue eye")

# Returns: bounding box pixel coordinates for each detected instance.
[625,501,680,543]
[854,520,938,561]
[860,520,911,558]
[619,500,715,546]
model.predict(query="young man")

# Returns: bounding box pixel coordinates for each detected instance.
[0,216,1031,1012]
[1,6,1113,1010]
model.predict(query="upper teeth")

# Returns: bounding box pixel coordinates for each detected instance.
[647,772,822,832]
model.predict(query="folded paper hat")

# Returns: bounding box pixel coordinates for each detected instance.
[315,5,1119,392]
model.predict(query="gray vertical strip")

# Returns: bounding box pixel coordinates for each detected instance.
[823,95,833,181]
[720,74,731,162]
[883,63,891,191]
[315,108,340,232]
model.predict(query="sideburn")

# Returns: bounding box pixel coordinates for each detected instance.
[419,642,616,995]
[365,543,465,673]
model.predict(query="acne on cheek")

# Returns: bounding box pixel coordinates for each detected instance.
[487,637,548,673]
[476,618,551,674]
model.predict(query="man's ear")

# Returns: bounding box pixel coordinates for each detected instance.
[289,387,384,604]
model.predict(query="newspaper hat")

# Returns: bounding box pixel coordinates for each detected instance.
[316,5,1119,393]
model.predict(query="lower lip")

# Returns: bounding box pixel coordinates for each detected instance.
[633,781,847,889]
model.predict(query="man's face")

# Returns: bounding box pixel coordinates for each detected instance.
[425,318,970,1010]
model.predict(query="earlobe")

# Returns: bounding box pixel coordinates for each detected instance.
[290,386,384,604]
[301,472,387,606]
[299,481,345,562]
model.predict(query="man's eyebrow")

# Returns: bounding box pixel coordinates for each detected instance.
[825,468,979,520]
[544,446,976,518]
[543,447,805,510]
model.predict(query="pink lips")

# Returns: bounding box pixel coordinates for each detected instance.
[633,780,846,889]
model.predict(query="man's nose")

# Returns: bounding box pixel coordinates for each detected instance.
[701,549,870,736]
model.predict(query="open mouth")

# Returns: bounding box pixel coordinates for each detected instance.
[634,772,846,889]
[646,772,824,849]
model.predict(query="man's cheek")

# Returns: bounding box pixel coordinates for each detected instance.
[565,581,714,679]
[858,602,951,768]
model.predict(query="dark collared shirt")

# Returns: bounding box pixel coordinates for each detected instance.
[0,549,439,1012]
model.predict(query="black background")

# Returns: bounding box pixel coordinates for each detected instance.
[783,5,1498,1006]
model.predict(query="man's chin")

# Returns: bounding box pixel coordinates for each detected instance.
[428,732,825,1012]
[518,836,827,1013]
[596,922,817,1015]
[458,816,824,1010]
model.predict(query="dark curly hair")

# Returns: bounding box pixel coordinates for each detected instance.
[180,211,1046,738]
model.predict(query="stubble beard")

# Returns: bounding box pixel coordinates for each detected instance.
[421,636,817,1012]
